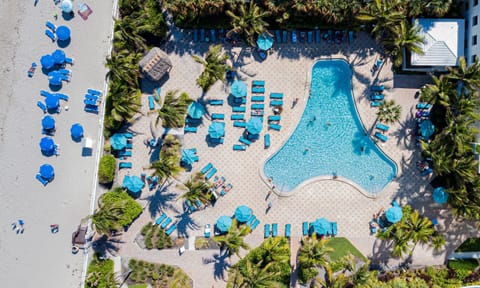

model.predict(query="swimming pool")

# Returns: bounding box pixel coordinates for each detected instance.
[263,59,397,195]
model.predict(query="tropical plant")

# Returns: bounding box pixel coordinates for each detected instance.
[356,0,405,40]
[192,45,230,92]
[383,20,425,68]
[85,256,117,288]
[446,57,480,91]
[230,261,283,288]
[149,154,183,187]
[177,176,212,205]
[226,1,270,46]
[298,235,333,284]
[213,218,250,257]
[98,154,116,184]
[156,90,192,128]
[376,99,402,124]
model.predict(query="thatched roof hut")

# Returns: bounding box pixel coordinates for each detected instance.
[139,47,172,81]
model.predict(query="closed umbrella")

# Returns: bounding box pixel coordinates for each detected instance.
[234,205,252,223]
[70,123,84,139]
[208,122,225,139]
[181,149,197,166]
[45,94,59,109]
[41,115,55,130]
[420,120,435,139]
[230,80,247,98]
[109,133,127,150]
[256,32,274,51]
[310,218,331,236]
[433,187,449,204]
[39,137,55,152]
[56,26,71,41]
[52,49,66,64]
[61,0,73,13]
[40,55,55,69]
[216,216,232,233]
[187,102,206,119]
[39,164,55,180]
[48,71,62,86]
[246,117,263,135]
[385,206,403,223]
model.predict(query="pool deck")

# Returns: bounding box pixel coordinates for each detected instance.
[110,28,479,287]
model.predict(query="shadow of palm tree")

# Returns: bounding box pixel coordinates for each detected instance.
[142,182,179,218]
[175,212,200,237]
[202,252,231,281]
[92,234,125,257]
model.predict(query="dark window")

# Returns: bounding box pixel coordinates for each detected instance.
[473,35,478,46]
[466,1,469,10]
[472,55,477,63]
[475,0,479,7]
[474,16,478,26]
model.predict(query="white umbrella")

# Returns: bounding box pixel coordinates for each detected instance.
[61,0,73,13]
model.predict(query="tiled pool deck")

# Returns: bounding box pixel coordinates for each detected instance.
[106,29,479,287]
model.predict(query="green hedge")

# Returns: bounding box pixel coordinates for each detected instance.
[100,189,143,227]
[98,154,116,184]
[85,255,117,288]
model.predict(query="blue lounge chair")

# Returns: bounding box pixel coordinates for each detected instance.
[285,224,291,238]
[184,126,197,133]
[268,115,281,122]
[56,93,69,101]
[239,137,251,146]
[270,100,283,107]
[126,143,132,149]
[371,101,384,107]
[302,222,309,236]
[161,217,172,229]
[416,103,431,110]
[376,123,389,132]
[291,30,297,43]
[200,29,205,42]
[264,134,270,148]
[348,31,354,44]
[275,30,281,43]
[211,113,225,120]
[269,123,281,131]
[119,162,132,169]
[210,29,216,42]
[251,219,260,231]
[210,137,224,145]
[122,133,133,139]
[87,89,102,96]
[231,114,244,120]
[46,21,56,32]
[209,99,224,105]
[252,80,265,87]
[252,87,265,94]
[185,200,196,213]
[234,97,246,104]
[282,30,287,43]
[374,132,388,142]
[307,31,313,43]
[315,29,321,43]
[59,69,71,76]
[233,144,246,151]
[165,223,177,236]
[371,94,384,101]
[85,94,99,101]
[65,57,74,65]
[205,168,217,180]
[40,90,53,97]
[194,199,203,209]
[155,213,167,225]
[148,95,155,110]
[371,85,384,92]
[251,104,264,110]
[421,168,433,176]
[331,222,337,236]
[272,223,278,237]
[36,174,49,186]
[118,150,132,157]
[37,101,47,113]
[264,224,271,238]
[45,29,56,42]
[193,29,198,42]
[251,110,264,117]
[270,93,283,99]
[201,163,213,174]
[232,106,246,112]
[247,215,256,227]
[220,183,233,196]
[84,105,99,113]
[84,99,98,106]
[233,121,246,128]
[251,96,265,102]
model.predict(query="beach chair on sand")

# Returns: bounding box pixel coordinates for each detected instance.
[155,213,167,225]
[275,30,281,44]
[272,223,278,237]
[45,30,56,42]
[231,114,244,120]
[251,96,265,102]
[46,21,56,32]
[371,85,384,92]
[282,30,287,43]
[269,123,281,131]
[84,99,98,106]
[148,95,155,110]
[371,101,383,107]
[264,224,270,238]
[56,93,69,101]
[193,29,198,43]
[40,90,52,97]
[37,101,47,113]
[232,106,246,113]
[374,132,388,142]
[201,162,213,174]
[118,150,132,158]
[270,100,283,107]
[252,87,265,94]
[119,162,132,169]
[371,94,384,101]
[165,223,177,236]
[65,57,75,65]
[375,123,389,132]
[85,105,99,113]
[303,222,309,236]
[185,200,196,213]
[251,219,260,231]
[251,104,264,110]
[233,121,246,128]
[205,168,217,181]
[268,115,281,122]
[184,126,197,133]
[264,134,270,148]
[270,93,283,99]
[285,224,291,238]
[315,29,321,43]
[252,80,265,87]
[161,217,172,229]
[209,99,224,106]
[308,31,313,43]
[233,144,247,151]
[36,174,49,186]
[239,137,251,146]
[416,103,431,110]
[211,113,225,120]
[87,89,102,96]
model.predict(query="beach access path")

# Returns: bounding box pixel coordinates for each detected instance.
[0,0,114,287]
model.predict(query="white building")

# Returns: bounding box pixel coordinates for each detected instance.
[463,0,480,65]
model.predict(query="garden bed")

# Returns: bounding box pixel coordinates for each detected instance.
[128,259,192,288]
[140,222,174,250]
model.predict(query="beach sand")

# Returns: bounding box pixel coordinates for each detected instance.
[0,0,114,287]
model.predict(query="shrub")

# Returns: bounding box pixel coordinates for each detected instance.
[85,255,117,288]
[99,189,142,227]
[98,154,116,184]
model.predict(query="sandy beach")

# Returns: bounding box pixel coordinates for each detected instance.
[0,0,114,287]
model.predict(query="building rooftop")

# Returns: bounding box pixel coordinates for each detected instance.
[139,47,172,81]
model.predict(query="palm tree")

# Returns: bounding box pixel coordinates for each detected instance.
[420,75,455,107]
[177,176,212,205]
[106,82,141,123]
[384,20,425,68]
[426,0,453,17]
[298,235,333,284]
[446,57,480,91]
[376,99,402,124]
[149,154,183,187]
[105,50,141,86]
[192,45,230,92]
[156,90,192,128]
[213,219,250,257]
[91,199,128,236]
[355,0,405,40]
[231,261,283,288]
[226,1,270,47]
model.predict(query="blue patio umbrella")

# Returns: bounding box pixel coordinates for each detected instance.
[110,133,127,150]
[41,115,55,130]
[45,94,59,109]
[181,149,196,166]
[256,32,274,51]
[246,117,263,135]
[70,123,84,139]
[48,71,62,86]
[216,216,232,233]
[56,26,71,41]
[39,137,55,152]
[61,0,73,13]
[208,122,225,139]
[122,175,144,194]
[310,218,331,236]
[39,164,55,180]
[385,206,403,223]
[433,187,449,204]
[420,120,435,138]
[234,205,252,223]
[40,55,55,69]
[187,102,206,119]
[52,49,66,64]
[230,80,247,98]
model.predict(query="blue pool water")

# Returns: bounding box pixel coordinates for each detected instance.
[263,60,397,195]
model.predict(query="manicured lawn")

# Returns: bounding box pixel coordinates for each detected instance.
[326,237,367,262]
[456,238,480,252]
